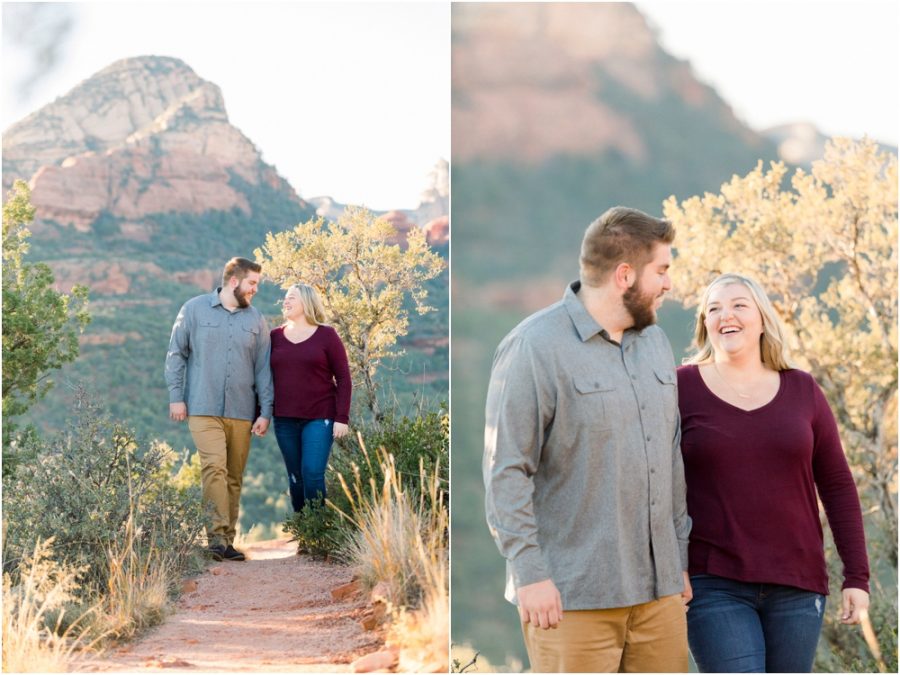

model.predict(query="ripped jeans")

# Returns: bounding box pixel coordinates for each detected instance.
[687,574,825,673]
[273,417,334,513]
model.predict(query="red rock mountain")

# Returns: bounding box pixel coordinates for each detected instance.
[3,56,305,236]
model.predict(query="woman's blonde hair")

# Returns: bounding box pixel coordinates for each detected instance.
[285,283,327,325]
[685,273,793,371]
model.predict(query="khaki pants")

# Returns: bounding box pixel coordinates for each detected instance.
[522,594,688,673]
[188,416,252,547]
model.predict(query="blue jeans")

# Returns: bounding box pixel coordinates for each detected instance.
[273,417,334,512]
[687,574,825,673]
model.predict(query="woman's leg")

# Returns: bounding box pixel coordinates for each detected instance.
[273,417,305,512]
[687,575,767,673]
[759,585,825,673]
[299,418,335,506]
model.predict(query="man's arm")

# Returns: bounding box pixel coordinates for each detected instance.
[484,335,561,627]
[165,302,191,421]
[251,314,274,436]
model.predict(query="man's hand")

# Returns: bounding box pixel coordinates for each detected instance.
[841,588,869,624]
[517,579,563,630]
[681,571,693,610]
[251,417,270,437]
[333,422,349,439]
[169,402,187,422]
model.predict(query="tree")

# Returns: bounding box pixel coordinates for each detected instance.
[2,180,90,466]
[664,138,897,672]
[255,206,445,418]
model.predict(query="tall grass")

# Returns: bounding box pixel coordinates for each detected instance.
[333,438,448,666]
[2,538,100,673]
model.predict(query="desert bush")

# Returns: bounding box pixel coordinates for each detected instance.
[2,390,205,639]
[282,403,448,556]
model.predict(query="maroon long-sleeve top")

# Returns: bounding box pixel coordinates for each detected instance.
[270,325,352,424]
[677,365,869,595]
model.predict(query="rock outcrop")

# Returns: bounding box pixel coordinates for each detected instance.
[3,56,305,232]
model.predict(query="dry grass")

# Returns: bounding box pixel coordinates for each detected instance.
[98,516,171,641]
[332,438,449,668]
[334,441,447,610]
[2,538,99,673]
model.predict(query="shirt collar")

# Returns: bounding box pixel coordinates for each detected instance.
[563,280,649,343]
[210,288,224,308]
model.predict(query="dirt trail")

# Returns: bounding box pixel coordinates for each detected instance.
[76,539,382,672]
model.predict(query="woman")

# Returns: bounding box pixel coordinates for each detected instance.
[678,273,869,673]
[270,283,351,513]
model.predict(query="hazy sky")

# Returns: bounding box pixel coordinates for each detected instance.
[637,0,899,144]
[3,2,896,211]
[2,2,450,211]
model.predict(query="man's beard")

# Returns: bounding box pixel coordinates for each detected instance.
[622,280,658,332]
[234,285,252,308]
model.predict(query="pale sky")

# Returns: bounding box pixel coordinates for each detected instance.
[2,2,450,211]
[637,0,899,145]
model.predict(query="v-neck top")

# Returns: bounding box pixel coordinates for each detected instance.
[270,324,351,423]
[677,364,869,594]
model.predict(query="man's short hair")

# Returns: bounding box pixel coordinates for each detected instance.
[222,257,262,286]
[579,207,675,286]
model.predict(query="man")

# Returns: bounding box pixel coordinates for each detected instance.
[165,257,274,562]
[483,207,692,672]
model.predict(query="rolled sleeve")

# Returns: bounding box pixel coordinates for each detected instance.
[484,335,554,589]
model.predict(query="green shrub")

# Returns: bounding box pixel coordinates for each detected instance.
[281,402,449,556]
[2,390,204,605]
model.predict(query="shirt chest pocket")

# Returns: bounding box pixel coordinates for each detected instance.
[239,323,260,349]
[197,319,221,348]
[654,368,677,423]
[573,376,616,430]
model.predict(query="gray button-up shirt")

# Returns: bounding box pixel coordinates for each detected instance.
[484,281,690,610]
[165,289,274,421]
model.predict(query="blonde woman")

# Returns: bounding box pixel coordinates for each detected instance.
[677,273,869,672]
[270,284,351,512]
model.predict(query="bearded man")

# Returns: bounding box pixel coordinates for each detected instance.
[165,257,274,562]
[483,207,692,672]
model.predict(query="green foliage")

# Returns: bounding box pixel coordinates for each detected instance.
[281,502,348,558]
[282,403,449,556]
[2,181,90,465]
[256,206,445,416]
[2,390,205,599]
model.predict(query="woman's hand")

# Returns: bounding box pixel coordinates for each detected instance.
[333,422,349,439]
[841,588,870,624]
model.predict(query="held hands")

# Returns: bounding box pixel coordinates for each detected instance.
[251,417,270,437]
[169,402,187,422]
[517,579,563,630]
[841,588,870,624]
[333,422,349,439]
[681,571,693,610]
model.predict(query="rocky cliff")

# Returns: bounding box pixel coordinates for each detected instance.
[4,56,304,236]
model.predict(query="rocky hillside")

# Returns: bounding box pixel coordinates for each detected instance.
[3,55,447,464]
[451,2,779,287]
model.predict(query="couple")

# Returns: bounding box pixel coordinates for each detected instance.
[484,208,870,673]
[164,257,352,562]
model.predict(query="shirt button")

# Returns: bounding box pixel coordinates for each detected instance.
[646,435,651,442]
[631,374,637,380]
[650,468,655,474]
[641,403,646,410]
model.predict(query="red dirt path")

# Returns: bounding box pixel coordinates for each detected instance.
[75,539,382,672]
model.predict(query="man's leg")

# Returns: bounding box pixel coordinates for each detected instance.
[619,594,688,673]
[188,416,230,547]
[222,417,252,545]
[522,607,628,673]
